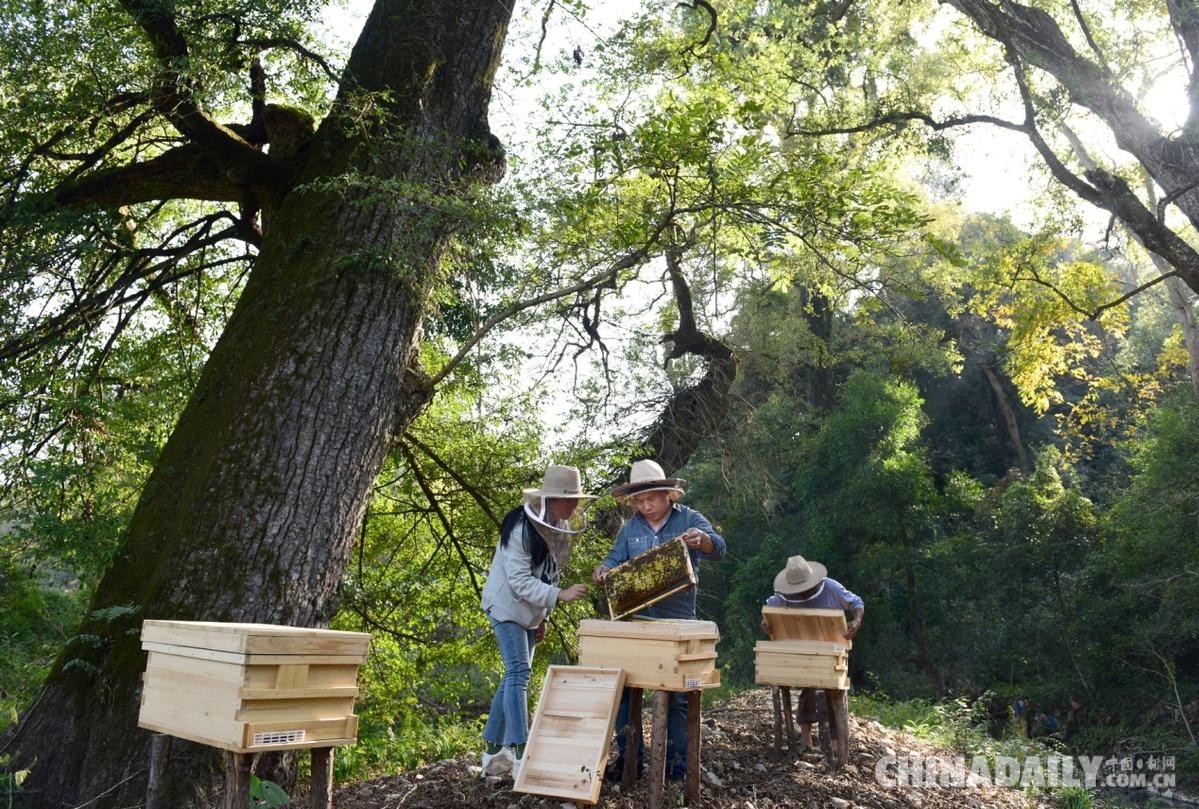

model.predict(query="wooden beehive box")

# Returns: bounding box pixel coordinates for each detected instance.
[603,536,696,620]
[513,665,625,805]
[755,607,850,690]
[577,618,719,691]
[138,620,371,753]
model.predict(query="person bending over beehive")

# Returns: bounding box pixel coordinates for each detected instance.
[592,459,726,782]
[760,555,864,749]
[479,464,597,778]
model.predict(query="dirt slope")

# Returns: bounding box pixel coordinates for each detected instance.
[331,688,1051,809]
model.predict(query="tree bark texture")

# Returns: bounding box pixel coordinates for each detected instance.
[3,2,513,806]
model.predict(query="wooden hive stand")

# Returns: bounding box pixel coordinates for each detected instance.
[137,620,371,809]
[755,607,851,769]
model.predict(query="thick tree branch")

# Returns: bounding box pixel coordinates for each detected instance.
[118,0,291,201]
[644,238,737,473]
[788,109,1027,137]
[1167,0,1199,139]
[944,0,1199,229]
[53,144,246,209]
[1006,54,1199,293]
[678,0,718,55]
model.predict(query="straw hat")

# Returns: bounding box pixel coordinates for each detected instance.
[772,555,827,596]
[523,464,597,535]
[610,459,686,500]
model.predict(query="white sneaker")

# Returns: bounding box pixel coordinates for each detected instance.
[511,753,523,781]
[482,747,514,776]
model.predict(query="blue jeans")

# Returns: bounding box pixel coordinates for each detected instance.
[482,618,537,747]
[613,688,688,779]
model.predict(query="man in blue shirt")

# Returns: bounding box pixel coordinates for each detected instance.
[760,555,863,748]
[593,459,726,781]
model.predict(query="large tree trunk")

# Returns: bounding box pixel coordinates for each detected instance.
[976,359,1032,476]
[798,287,836,412]
[2,2,513,806]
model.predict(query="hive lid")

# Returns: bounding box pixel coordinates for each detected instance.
[141,620,371,659]
[761,607,851,649]
[513,665,625,804]
[578,617,719,642]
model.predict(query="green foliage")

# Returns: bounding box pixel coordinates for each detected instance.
[1055,787,1093,809]
[0,556,86,733]
[852,692,1059,763]
[249,775,290,809]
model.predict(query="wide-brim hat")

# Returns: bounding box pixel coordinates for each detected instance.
[773,555,827,596]
[523,464,597,535]
[610,459,686,500]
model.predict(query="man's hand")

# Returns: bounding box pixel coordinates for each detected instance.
[592,564,610,585]
[535,621,547,643]
[559,583,588,603]
[682,527,712,552]
[760,618,772,636]
[845,618,862,640]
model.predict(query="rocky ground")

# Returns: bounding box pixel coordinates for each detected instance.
[329,688,1055,809]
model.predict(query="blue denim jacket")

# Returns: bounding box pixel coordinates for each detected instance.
[601,504,726,619]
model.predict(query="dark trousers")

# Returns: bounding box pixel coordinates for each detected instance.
[613,687,688,779]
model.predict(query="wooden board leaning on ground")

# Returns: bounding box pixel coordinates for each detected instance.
[755,608,850,690]
[603,536,696,620]
[513,666,626,805]
[577,618,720,691]
[138,621,371,753]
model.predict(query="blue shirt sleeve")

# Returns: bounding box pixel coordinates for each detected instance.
[825,578,864,611]
[687,508,725,560]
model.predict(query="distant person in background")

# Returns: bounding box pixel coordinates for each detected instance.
[1064,696,1085,739]
[479,465,597,778]
[760,555,864,749]
[1035,711,1062,738]
[1013,697,1030,737]
[594,459,726,782]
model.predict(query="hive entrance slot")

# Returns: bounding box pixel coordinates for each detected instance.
[252,729,306,746]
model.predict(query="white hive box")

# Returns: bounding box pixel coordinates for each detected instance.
[138,620,370,753]
[577,618,719,691]
[754,607,850,690]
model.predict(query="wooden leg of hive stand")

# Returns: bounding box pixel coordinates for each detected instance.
[623,687,643,788]
[830,689,850,767]
[772,686,783,755]
[686,691,702,806]
[223,751,252,809]
[647,690,669,809]
[146,734,172,809]
[311,747,334,809]
[817,690,833,769]
[780,686,795,753]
